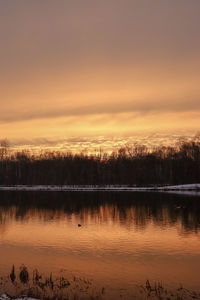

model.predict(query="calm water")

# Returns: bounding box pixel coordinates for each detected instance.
[0,191,200,297]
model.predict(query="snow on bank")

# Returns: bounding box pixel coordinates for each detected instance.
[0,295,40,300]
[0,183,199,192]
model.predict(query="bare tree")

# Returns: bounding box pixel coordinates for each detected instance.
[0,139,10,160]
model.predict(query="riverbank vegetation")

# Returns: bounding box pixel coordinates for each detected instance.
[0,137,200,186]
[1,265,199,300]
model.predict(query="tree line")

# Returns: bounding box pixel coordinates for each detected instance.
[0,138,200,185]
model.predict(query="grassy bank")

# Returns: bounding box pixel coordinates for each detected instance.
[0,265,200,300]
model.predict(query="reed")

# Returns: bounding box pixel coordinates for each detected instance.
[0,266,199,300]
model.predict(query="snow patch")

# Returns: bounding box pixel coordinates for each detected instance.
[0,183,199,192]
[0,295,40,300]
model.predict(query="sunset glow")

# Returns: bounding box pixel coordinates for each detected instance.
[1,0,200,151]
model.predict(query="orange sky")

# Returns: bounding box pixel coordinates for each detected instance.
[0,0,200,151]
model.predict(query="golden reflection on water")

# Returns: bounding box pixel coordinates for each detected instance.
[0,191,200,291]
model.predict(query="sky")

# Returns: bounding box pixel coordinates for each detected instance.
[0,0,200,152]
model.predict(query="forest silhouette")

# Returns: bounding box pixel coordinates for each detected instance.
[0,137,200,185]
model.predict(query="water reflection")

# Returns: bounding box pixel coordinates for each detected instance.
[0,191,200,234]
[0,191,200,293]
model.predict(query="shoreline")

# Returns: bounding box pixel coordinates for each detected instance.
[0,183,199,192]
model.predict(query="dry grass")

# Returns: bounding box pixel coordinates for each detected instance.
[0,266,199,300]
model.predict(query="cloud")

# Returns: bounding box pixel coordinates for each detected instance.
[10,132,200,153]
[0,97,200,124]
[0,0,200,147]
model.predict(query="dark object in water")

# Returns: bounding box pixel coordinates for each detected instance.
[10,265,16,283]
[78,224,81,227]
[19,265,29,284]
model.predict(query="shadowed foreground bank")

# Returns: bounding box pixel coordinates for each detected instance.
[0,265,200,300]
[0,139,200,185]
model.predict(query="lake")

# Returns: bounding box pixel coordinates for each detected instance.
[0,191,200,299]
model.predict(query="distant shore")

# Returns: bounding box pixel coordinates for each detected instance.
[0,183,199,193]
